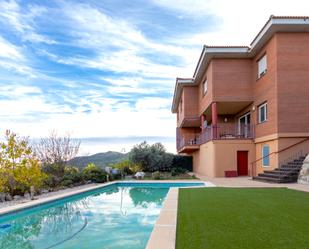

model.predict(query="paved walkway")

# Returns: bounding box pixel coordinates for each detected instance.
[197,174,309,193]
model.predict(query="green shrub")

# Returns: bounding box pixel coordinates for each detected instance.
[112,160,132,174]
[171,155,193,171]
[83,163,107,183]
[61,179,74,186]
[152,171,161,180]
[61,166,83,186]
[112,160,143,175]
[109,172,121,180]
[129,163,143,174]
[171,167,188,176]
[44,174,61,188]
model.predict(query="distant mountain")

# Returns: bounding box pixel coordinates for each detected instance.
[68,151,128,169]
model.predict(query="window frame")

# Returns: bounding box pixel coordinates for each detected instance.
[257,54,267,78]
[262,145,270,167]
[203,79,208,95]
[258,102,268,123]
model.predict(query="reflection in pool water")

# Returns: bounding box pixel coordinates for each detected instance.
[0,185,169,249]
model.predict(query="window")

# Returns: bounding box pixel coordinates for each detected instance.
[257,54,267,78]
[203,79,208,94]
[238,112,250,137]
[262,145,270,167]
[179,99,182,113]
[258,102,267,123]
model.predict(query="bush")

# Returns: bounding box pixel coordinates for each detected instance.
[171,167,188,176]
[61,167,83,186]
[152,171,161,180]
[112,160,143,175]
[109,172,122,180]
[112,160,132,175]
[61,179,74,187]
[0,130,47,195]
[129,163,143,174]
[82,163,107,183]
[171,155,193,171]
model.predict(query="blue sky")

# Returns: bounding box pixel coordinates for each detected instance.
[0,0,307,154]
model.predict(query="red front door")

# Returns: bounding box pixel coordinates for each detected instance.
[237,151,248,176]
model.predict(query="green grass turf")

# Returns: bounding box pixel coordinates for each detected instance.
[176,187,309,249]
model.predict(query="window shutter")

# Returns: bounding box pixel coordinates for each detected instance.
[258,55,267,77]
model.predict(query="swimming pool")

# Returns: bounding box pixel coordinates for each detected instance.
[0,182,204,249]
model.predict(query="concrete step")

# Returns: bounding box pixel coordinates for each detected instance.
[253,154,306,184]
[253,176,297,183]
[279,165,302,170]
[263,170,299,176]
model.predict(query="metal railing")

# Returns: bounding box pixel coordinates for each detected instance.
[250,138,309,177]
[176,123,254,151]
[176,131,199,151]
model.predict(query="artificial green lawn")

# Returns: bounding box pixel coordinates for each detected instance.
[176,188,309,249]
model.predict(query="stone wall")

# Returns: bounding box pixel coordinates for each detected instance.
[298,154,309,185]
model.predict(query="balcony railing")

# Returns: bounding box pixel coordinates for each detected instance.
[176,131,199,151]
[177,123,254,152]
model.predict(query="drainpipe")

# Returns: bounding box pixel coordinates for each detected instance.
[201,114,206,132]
[211,102,218,139]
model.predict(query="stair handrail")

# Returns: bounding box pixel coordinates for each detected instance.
[250,137,309,178]
[278,150,304,168]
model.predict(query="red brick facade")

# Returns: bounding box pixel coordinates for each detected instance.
[172,16,309,177]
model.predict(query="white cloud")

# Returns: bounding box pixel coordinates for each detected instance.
[0,96,69,117]
[0,36,23,60]
[55,2,198,78]
[0,104,175,141]
[0,36,37,78]
[152,0,309,45]
[0,85,41,96]
[104,77,141,87]
[0,0,56,44]
[135,97,171,111]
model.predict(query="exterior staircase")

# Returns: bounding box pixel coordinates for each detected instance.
[253,155,307,183]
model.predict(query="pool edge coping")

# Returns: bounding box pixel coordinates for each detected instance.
[0,180,208,217]
[145,181,215,249]
[145,187,178,249]
[0,182,116,216]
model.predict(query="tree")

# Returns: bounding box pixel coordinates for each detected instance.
[0,130,46,195]
[34,131,80,183]
[129,141,173,172]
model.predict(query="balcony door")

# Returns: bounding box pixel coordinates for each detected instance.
[238,112,250,138]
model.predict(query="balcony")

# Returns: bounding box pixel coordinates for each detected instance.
[177,123,254,153]
[177,132,200,153]
[178,116,200,128]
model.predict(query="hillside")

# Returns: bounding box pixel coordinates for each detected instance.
[68,151,128,169]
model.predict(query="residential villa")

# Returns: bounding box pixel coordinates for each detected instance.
[172,16,309,181]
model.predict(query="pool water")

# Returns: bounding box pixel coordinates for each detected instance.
[0,182,203,249]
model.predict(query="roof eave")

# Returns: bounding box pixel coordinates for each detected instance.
[171,78,195,113]
[193,47,250,83]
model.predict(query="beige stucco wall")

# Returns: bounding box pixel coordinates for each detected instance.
[255,139,279,175]
[254,136,309,175]
[192,142,216,177]
[192,140,255,177]
[277,137,309,163]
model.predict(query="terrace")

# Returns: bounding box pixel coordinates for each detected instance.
[177,123,254,153]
